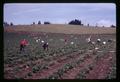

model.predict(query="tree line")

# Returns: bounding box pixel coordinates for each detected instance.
[3,22,13,26]
[3,19,116,28]
[32,21,50,25]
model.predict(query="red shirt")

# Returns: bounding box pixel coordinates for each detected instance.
[20,39,28,45]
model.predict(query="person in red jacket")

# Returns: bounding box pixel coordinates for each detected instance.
[20,39,28,52]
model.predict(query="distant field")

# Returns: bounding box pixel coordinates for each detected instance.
[4,24,116,34]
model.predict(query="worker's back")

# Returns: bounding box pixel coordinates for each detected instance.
[20,39,28,46]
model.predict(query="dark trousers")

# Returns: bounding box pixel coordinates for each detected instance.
[43,46,48,51]
[20,44,25,52]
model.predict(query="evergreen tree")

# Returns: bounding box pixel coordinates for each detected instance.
[68,19,82,25]
[33,22,35,25]
[44,21,50,24]
[10,22,13,26]
[38,21,41,24]
[111,25,115,28]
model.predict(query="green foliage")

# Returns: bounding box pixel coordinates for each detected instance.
[4,32,116,79]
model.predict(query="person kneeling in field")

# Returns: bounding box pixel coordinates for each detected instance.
[20,39,29,52]
[42,42,49,51]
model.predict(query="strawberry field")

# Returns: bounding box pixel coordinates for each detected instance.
[4,31,116,79]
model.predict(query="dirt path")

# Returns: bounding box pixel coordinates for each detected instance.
[58,51,114,79]
[60,54,96,79]
[85,52,113,79]
[4,50,83,79]
[25,51,89,79]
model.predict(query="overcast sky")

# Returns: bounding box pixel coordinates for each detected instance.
[4,3,116,27]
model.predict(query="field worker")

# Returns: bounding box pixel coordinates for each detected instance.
[86,35,91,43]
[20,39,29,52]
[97,38,101,44]
[42,42,49,51]
[64,36,68,44]
[64,38,68,45]
[65,38,67,42]
[108,39,112,43]
[46,43,49,50]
